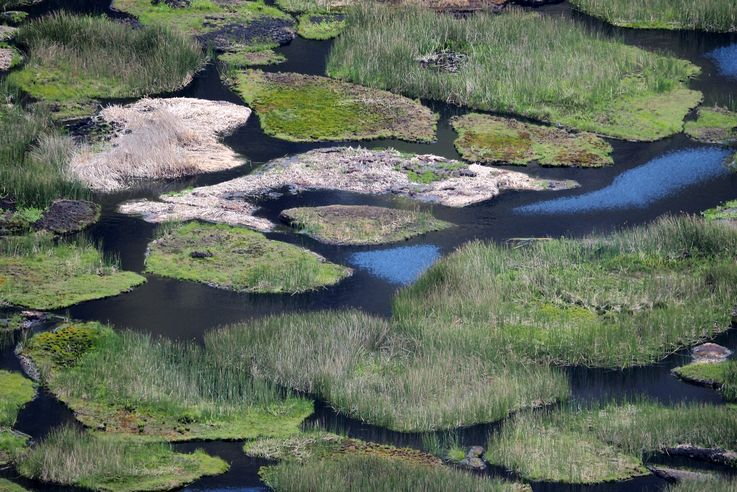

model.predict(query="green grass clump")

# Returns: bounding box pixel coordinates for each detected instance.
[0,233,145,309]
[260,452,526,492]
[297,13,346,40]
[8,12,203,118]
[674,361,737,402]
[16,425,228,491]
[452,113,613,167]
[703,199,737,221]
[667,477,737,492]
[275,0,343,13]
[225,69,437,142]
[145,221,350,293]
[570,0,737,32]
[684,106,737,144]
[281,205,451,245]
[394,215,737,368]
[328,5,701,141]
[23,322,313,442]
[208,310,567,432]
[0,479,27,492]
[0,82,88,209]
[0,370,35,427]
[218,48,285,67]
[486,402,737,483]
[0,430,28,466]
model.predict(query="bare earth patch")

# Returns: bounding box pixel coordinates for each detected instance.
[119,147,577,230]
[0,47,14,71]
[70,98,251,191]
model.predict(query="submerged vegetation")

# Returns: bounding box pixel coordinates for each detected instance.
[16,426,228,491]
[225,70,437,142]
[394,215,737,368]
[452,113,613,167]
[23,322,313,441]
[146,221,350,293]
[281,205,450,245]
[8,12,203,119]
[0,234,145,309]
[570,0,737,33]
[328,5,701,141]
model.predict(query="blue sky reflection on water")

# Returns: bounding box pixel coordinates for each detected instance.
[709,43,737,78]
[348,245,441,285]
[516,147,731,215]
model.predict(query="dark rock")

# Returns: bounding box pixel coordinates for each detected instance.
[190,250,213,259]
[665,445,737,467]
[417,50,468,73]
[35,199,100,234]
[0,196,16,211]
[691,343,732,363]
[648,465,717,482]
[197,16,295,52]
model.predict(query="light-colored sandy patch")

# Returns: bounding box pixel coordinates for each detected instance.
[119,147,576,231]
[0,47,13,71]
[70,97,251,191]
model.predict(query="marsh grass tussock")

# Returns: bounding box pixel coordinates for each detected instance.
[327,4,701,141]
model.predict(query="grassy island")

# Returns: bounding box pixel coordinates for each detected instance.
[224,70,438,142]
[327,5,701,141]
[0,370,34,465]
[674,361,736,401]
[146,221,350,293]
[570,0,737,33]
[452,113,613,167]
[281,205,451,245]
[704,199,737,221]
[684,106,737,144]
[0,234,145,310]
[8,13,203,119]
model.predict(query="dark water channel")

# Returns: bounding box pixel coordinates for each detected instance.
[3,1,737,491]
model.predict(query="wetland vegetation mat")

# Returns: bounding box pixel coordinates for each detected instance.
[7,12,203,120]
[569,0,737,32]
[684,106,737,145]
[0,371,33,465]
[0,234,145,310]
[0,479,26,492]
[145,221,350,293]
[16,425,228,491]
[673,360,737,401]
[452,113,613,167]
[485,402,737,483]
[394,216,737,368]
[328,5,701,141]
[296,13,346,39]
[281,205,451,245]
[22,322,313,441]
[225,70,438,142]
[704,199,737,221]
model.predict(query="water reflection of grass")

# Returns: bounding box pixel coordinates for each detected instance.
[328,5,701,141]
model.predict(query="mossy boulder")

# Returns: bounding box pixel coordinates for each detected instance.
[685,107,737,144]
[452,113,613,167]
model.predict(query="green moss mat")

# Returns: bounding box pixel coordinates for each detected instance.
[570,0,737,33]
[704,199,737,221]
[0,430,28,466]
[0,236,145,310]
[394,216,737,368]
[452,113,613,167]
[16,426,228,491]
[145,221,350,293]
[685,107,737,144]
[328,6,701,141]
[22,322,314,442]
[219,48,285,67]
[674,361,736,401]
[281,205,451,245]
[0,479,27,492]
[297,13,346,40]
[0,370,35,427]
[225,69,437,142]
[486,402,737,484]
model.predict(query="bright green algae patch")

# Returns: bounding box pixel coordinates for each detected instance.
[452,113,613,167]
[674,361,737,401]
[7,13,203,119]
[0,234,145,310]
[16,426,228,491]
[394,216,737,368]
[225,69,438,142]
[328,6,701,141]
[22,322,313,442]
[281,205,451,245]
[685,107,737,144]
[250,432,529,492]
[486,402,737,483]
[145,221,350,293]
[569,0,737,33]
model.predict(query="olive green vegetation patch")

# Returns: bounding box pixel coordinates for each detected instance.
[667,477,737,492]
[145,221,350,293]
[0,370,35,427]
[0,479,27,492]
[452,113,613,167]
[281,205,451,245]
[0,10,27,25]
[0,430,29,466]
[219,48,285,67]
[0,26,17,42]
[674,361,736,401]
[16,426,228,492]
[327,7,701,142]
[0,234,145,310]
[22,322,314,442]
[703,199,737,221]
[486,402,737,484]
[297,13,346,40]
[685,107,737,144]
[225,69,437,142]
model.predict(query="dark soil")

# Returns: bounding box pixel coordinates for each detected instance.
[198,16,295,52]
[35,199,100,234]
